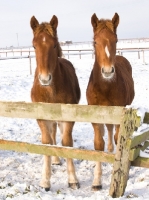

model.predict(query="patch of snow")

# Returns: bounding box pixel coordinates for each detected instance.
[0,45,149,199]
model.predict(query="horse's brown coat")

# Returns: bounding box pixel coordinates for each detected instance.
[87,55,134,106]
[30,15,80,190]
[86,13,134,190]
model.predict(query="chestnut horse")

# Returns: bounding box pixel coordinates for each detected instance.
[30,15,81,191]
[86,13,134,190]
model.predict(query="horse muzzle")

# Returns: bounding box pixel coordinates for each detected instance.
[101,66,115,79]
[38,74,52,86]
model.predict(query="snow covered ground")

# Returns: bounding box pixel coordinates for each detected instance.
[0,46,149,199]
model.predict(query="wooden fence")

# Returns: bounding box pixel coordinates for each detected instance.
[60,38,149,45]
[0,47,149,60]
[0,47,148,77]
[0,101,149,197]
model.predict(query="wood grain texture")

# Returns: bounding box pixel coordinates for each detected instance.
[109,108,138,198]
[0,139,115,163]
[0,101,124,124]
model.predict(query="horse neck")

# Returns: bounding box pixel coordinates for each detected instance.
[93,60,102,80]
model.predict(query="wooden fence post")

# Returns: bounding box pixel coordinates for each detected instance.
[79,50,81,59]
[138,50,140,59]
[29,56,32,75]
[92,50,94,59]
[109,108,139,198]
[142,50,145,63]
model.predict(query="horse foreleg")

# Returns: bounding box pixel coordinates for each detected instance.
[62,122,79,189]
[40,155,51,191]
[37,120,52,191]
[92,162,102,190]
[67,158,80,189]
[92,123,104,190]
[51,122,61,165]
[106,124,114,152]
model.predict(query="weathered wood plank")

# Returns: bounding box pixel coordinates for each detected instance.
[129,140,149,161]
[141,141,149,151]
[109,108,138,198]
[0,101,124,124]
[129,148,140,161]
[130,130,149,148]
[0,139,115,163]
[131,157,149,168]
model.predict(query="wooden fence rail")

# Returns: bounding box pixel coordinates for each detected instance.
[0,140,115,163]
[0,101,123,124]
[0,47,148,76]
[0,101,149,197]
[0,47,149,60]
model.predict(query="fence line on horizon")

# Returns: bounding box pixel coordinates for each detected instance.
[0,39,149,75]
[0,47,149,59]
[1,37,149,50]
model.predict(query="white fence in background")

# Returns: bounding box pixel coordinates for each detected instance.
[0,38,149,75]
[0,47,148,61]
[0,47,149,57]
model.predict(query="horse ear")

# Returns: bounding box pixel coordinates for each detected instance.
[112,13,119,33]
[91,13,99,31]
[30,16,39,32]
[50,15,58,30]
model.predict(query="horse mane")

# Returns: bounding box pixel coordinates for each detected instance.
[93,19,115,49]
[95,19,114,34]
[34,22,62,58]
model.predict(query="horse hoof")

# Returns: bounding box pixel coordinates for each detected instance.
[40,181,50,191]
[91,185,102,191]
[68,182,80,189]
[45,187,50,192]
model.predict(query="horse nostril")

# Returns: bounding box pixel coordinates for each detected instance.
[101,67,115,74]
[48,74,52,81]
[101,66,115,79]
[111,67,115,73]
[38,74,52,86]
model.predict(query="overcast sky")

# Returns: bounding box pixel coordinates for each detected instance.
[0,0,148,48]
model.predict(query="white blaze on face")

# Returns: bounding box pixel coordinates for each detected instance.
[105,45,110,58]
[43,37,46,42]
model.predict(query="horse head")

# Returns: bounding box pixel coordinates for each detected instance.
[91,13,119,80]
[30,15,62,86]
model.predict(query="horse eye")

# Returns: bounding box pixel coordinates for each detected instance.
[33,46,36,49]
[94,41,97,45]
[54,44,57,49]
